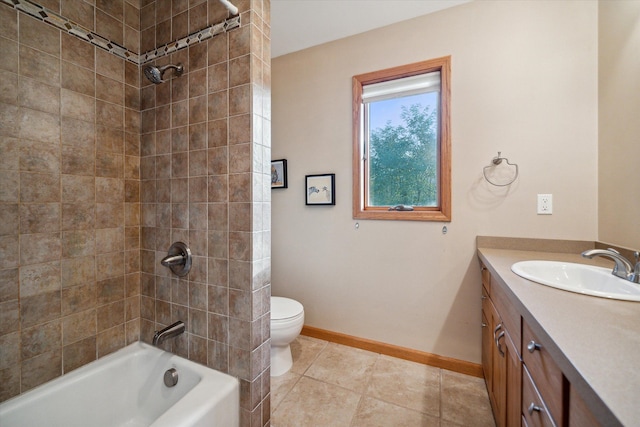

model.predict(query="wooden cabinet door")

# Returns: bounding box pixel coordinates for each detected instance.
[504,330,522,427]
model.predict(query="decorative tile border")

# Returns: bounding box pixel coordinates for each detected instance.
[1,0,241,65]
[139,16,240,64]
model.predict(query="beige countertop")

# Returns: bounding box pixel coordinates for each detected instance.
[477,241,640,427]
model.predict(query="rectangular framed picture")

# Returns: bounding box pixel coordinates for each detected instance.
[305,173,335,205]
[271,159,288,189]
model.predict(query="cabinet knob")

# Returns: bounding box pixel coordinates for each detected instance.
[527,340,541,353]
[481,322,487,328]
[527,402,543,415]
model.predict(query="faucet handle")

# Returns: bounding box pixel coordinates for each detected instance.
[634,251,639,265]
[607,247,621,254]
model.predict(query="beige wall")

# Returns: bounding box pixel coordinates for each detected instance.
[272,0,598,363]
[598,1,640,249]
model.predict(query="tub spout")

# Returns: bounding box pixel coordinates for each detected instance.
[153,321,185,346]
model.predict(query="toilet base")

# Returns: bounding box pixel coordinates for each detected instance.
[270,344,293,377]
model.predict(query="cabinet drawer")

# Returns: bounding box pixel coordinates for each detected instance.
[522,365,556,427]
[522,321,563,425]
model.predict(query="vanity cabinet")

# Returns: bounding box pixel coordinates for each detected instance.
[481,264,521,427]
[480,261,602,427]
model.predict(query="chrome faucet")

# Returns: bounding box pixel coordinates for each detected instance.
[581,248,640,284]
[152,321,185,346]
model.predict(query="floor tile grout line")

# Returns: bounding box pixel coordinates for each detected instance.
[272,337,494,426]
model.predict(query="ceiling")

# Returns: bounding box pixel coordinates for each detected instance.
[270,0,471,58]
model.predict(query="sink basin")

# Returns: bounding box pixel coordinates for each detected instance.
[511,260,640,302]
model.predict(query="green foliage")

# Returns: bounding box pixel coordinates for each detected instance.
[369,104,438,206]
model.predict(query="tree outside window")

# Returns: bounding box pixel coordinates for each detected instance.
[352,57,451,221]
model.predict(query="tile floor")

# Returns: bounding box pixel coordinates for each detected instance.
[271,336,496,427]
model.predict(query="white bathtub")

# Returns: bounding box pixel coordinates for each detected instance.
[0,342,239,427]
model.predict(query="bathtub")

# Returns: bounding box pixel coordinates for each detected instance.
[0,342,239,427]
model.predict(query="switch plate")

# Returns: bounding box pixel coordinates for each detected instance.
[537,194,552,215]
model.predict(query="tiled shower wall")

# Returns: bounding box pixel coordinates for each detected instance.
[138,0,272,425]
[0,1,142,401]
[0,1,272,426]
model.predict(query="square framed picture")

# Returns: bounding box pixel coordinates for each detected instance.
[271,159,288,189]
[305,173,335,205]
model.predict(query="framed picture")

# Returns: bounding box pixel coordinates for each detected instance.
[305,174,335,205]
[271,159,288,189]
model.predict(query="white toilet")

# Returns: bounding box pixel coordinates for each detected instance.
[270,296,304,377]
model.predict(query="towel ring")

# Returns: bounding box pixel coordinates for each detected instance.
[483,152,519,187]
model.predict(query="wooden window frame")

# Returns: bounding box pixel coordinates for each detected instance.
[352,56,451,221]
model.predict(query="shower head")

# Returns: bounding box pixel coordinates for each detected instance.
[143,63,184,84]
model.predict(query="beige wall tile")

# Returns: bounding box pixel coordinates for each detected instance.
[61,33,95,70]
[20,290,61,328]
[16,203,60,233]
[61,0,94,30]
[96,203,124,228]
[228,114,250,144]
[61,117,95,149]
[61,89,95,122]
[63,336,96,372]
[61,175,94,203]
[96,100,124,129]
[20,139,60,174]
[0,204,19,237]
[19,15,60,56]
[19,45,59,84]
[20,349,61,391]
[61,145,94,175]
[97,324,125,356]
[96,177,125,202]
[187,149,206,178]
[96,74,124,105]
[61,230,95,258]
[62,61,95,97]
[96,49,124,82]
[18,77,60,114]
[96,228,124,254]
[61,283,96,316]
[96,152,124,178]
[0,72,18,105]
[0,299,20,334]
[61,203,95,230]
[21,320,61,359]
[0,268,19,303]
[20,172,60,203]
[97,0,124,21]
[124,1,140,30]
[0,38,18,74]
[0,6,17,40]
[20,108,60,144]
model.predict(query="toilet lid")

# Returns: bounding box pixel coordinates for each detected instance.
[271,297,303,320]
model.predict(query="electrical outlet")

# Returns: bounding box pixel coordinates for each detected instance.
[537,194,552,215]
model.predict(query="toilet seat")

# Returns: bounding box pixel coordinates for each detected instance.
[271,297,304,321]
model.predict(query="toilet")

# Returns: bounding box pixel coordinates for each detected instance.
[270,296,304,377]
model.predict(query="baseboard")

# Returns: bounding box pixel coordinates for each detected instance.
[301,325,484,378]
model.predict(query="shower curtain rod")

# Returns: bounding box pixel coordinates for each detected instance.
[219,0,239,15]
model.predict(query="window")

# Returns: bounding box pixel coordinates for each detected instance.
[352,56,451,221]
